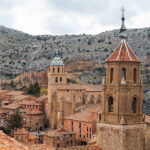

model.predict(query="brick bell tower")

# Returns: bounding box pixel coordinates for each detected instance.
[48,54,67,129]
[97,8,147,150]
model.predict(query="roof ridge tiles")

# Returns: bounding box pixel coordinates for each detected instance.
[105,39,141,63]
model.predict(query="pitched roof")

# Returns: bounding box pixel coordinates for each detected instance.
[64,105,102,122]
[0,130,30,150]
[105,39,141,63]
[45,129,75,137]
[50,55,64,66]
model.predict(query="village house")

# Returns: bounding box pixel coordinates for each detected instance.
[0,90,10,107]
[64,105,101,145]
[43,129,76,149]
[0,90,46,131]
[14,128,38,144]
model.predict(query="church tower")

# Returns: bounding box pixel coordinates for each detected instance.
[48,55,67,129]
[97,9,147,150]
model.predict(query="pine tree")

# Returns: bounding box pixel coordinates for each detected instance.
[7,109,23,131]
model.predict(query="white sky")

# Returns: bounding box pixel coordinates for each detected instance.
[0,0,150,35]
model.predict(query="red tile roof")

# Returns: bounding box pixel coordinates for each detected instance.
[105,39,141,63]
[0,130,30,150]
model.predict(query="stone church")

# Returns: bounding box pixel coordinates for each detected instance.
[96,10,147,150]
[46,55,102,129]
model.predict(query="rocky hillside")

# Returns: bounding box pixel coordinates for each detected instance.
[0,25,150,113]
[0,25,150,78]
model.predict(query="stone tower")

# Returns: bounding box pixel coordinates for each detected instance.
[97,10,147,150]
[48,55,67,129]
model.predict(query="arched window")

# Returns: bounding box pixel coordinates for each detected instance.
[108,96,113,112]
[58,67,60,73]
[60,77,62,82]
[132,97,137,113]
[122,68,126,80]
[133,68,137,83]
[62,68,64,72]
[57,143,60,148]
[110,68,114,83]
[53,67,55,73]
[55,77,58,82]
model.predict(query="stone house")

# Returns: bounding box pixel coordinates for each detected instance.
[14,128,38,144]
[43,129,76,149]
[64,105,101,144]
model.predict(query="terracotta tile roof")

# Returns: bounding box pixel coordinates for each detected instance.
[0,90,9,94]
[12,95,34,101]
[106,39,141,63]
[20,100,41,105]
[14,128,29,135]
[26,110,44,115]
[37,95,47,102]
[45,129,75,137]
[57,84,101,92]
[3,103,20,110]
[0,130,30,150]
[7,91,24,96]
[28,144,54,150]
[65,105,101,122]
[0,130,52,150]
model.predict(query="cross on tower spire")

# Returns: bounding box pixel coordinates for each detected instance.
[119,7,127,39]
[121,7,125,19]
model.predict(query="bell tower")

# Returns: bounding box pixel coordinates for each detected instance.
[48,54,67,129]
[97,9,147,150]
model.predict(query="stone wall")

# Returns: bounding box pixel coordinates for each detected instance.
[97,123,147,150]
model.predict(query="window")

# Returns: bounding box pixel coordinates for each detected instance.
[132,97,137,113]
[87,127,88,132]
[87,133,88,138]
[79,122,81,128]
[133,68,137,83]
[58,67,60,73]
[55,77,58,82]
[72,121,73,131]
[21,136,23,141]
[57,144,60,148]
[71,140,72,144]
[60,77,62,82]
[108,96,113,112]
[110,68,114,83]
[16,136,19,140]
[62,68,64,72]
[99,114,101,120]
[122,68,126,80]
[53,67,55,73]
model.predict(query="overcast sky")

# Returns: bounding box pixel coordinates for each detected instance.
[0,0,150,35]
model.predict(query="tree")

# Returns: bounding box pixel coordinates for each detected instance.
[27,82,40,97]
[34,82,40,97]
[7,109,23,131]
[87,39,92,45]
[27,84,34,95]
